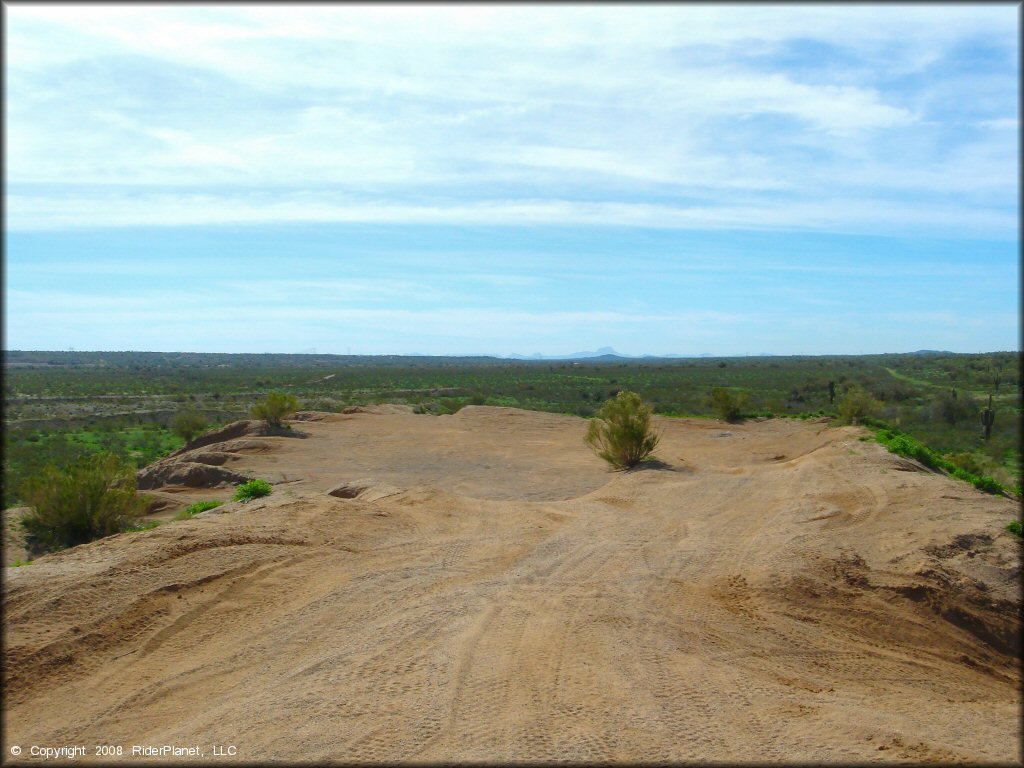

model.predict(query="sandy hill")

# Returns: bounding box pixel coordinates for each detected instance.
[3,406,1020,763]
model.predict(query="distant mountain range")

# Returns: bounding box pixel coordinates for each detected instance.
[500,347,782,360]
[502,346,675,361]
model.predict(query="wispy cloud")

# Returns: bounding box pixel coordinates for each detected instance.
[4,6,1018,355]
[7,191,1016,239]
[5,5,1017,238]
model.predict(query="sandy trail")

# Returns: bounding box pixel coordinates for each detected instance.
[3,406,1020,763]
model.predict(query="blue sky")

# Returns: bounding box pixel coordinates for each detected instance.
[4,5,1019,356]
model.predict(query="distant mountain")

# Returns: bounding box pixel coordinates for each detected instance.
[504,346,624,360]
[502,346,694,361]
[564,346,623,360]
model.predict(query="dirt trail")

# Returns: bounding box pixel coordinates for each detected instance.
[3,407,1020,763]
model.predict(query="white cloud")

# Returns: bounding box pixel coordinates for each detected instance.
[976,117,1019,131]
[6,191,1015,239]
[3,4,1018,237]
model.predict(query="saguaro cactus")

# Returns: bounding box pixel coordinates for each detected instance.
[981,395,995,440]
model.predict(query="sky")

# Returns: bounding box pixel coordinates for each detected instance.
[3,3,1019,357]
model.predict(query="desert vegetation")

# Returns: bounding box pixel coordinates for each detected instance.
[709,387,748,422]
[173,500,223,520]
[233,479,273,502]
[836,385,883,425]
[251,392,300,427]
[170,409,208,443]
[584,391,661,469]
[18,452,147,554]
[3,350,1020,508]
[869,425,1007,495]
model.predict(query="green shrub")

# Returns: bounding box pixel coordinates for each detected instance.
[233,479,273,502]
[930,391,979,426]
[946,452,985,476]
[251,392,300,427]
[174,500,223,520]
[585,391,660,470]
[967,474,1003,494]
[170,409,208,443]
[836,385,882,425]
[874,427,1007,496]
[439,398,466,415]
[709,387,747,422]
[19,452,147,553]
[1008,520,1022,538]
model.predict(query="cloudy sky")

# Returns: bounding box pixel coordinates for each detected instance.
[4,4,1019,356]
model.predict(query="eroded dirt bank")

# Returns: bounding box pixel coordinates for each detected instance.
[3,407,1020,763]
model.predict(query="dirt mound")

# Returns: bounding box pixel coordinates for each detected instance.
[136,461,252,491]
[136,418,314,491]
[3,408,1019,763]
[170,419,306,456]
[291,410,334,421]
[340,404,413,415]
[326,479,403,502]
[178,449,235,466]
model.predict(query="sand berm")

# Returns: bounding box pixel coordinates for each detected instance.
[3,406,1020,763]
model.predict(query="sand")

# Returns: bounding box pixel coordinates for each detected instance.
[3,406,1020,763]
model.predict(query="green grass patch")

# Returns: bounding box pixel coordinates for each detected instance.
[1007,520,1022,538]
[233,479,273,503]
[174,500,224,520]
[126,520,163,532]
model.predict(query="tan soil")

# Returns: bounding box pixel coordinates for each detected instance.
[3,406,1020,763]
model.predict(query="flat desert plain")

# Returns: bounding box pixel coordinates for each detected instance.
[3,406,1021,763]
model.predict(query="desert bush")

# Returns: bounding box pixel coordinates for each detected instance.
[930,391,978,426]
[170,409,207,443]
[233,479,273,502]
[956,471,1003,495]
[19,452,147,553]
[874,427,1007,496]
[836,385,882,425]
[585,390,660,470]
[174,500,223,520]
[945,452,985,476]
[251,392,300,427]
[875,428,942,470]
[709,387,748,422]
